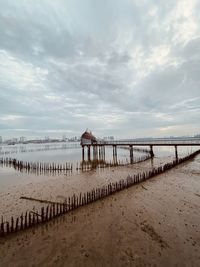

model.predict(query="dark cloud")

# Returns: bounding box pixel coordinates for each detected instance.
[0,0,200,138]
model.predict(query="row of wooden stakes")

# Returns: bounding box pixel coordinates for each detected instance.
[0,154,151,174]
[0,158,73,172]
[1,149,199,237]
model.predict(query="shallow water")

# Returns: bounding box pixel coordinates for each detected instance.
[0,142,148,188]
[0,143,197,189]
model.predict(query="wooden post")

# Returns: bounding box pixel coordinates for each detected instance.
[130,145,133,164]
[150,145,154,157]
[32,213,35,225]
[20,213,23,230]
[29,212,32,227]
[49,205,52,219]
[68,197,71,211]
[60,203,63,214]
[79,193,82,206]
[84,193,86,205]
[88,146,91,161]
[41,207,44,222]
[1,217,4,237]
[82,146,85,161]
[15,217,19,232]
[103,146,105,160]
[25,212,28,228]
[113,145,117,165]
[53,204,55,217]
[56,203,59,215]
[46,206,49,221]
[6,222,10,235]
[175,145,178,161]
[11,217,14,232]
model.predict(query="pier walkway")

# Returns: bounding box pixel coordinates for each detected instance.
[81,138,200,162]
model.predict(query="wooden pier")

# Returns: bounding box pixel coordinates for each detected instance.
[81,138,200,162]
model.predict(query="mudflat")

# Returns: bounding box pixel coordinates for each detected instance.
[0,156,200,267]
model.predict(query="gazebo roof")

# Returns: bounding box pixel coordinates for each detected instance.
[81,130,96,141]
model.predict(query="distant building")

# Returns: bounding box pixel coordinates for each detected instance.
[68,136,80,142]
[81,130,97,145]
[45,136,50,141]
[19,136,26,143]
[103,136,114,141]
[7,138,18,145]
[0,136,2,143]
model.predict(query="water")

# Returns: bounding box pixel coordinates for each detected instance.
[0,142,80,162]
[0,142,147,188]
[0,142,147,163]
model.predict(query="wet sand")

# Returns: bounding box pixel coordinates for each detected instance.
[0,156,170,221]
[0,155,200,267]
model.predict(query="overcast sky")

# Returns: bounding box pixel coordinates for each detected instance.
[0,0,200,139]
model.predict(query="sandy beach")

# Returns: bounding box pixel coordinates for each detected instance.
[0,155,199,267]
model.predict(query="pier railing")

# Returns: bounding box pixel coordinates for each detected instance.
[96,139,200,146]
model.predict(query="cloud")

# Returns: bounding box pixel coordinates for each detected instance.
[0,0,200,138]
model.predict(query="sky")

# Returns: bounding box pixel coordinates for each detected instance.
[0,0,200,139]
